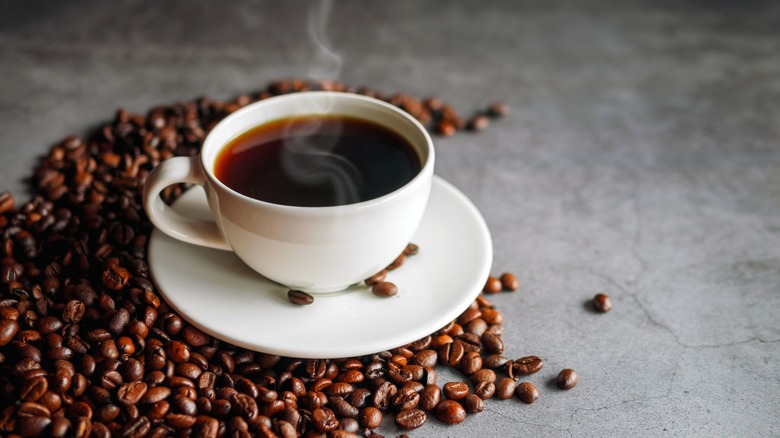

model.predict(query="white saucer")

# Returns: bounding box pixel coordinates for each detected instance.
[148,176,492,358]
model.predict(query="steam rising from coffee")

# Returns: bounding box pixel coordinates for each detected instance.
[280,0,363,206]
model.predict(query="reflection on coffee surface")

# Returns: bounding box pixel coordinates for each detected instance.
[215,115,421,207]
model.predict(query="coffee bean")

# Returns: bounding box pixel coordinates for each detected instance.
[0,318,19,346]
[495,377,516,400]
[481,332,504,355]
[329,395,359,418]
[410,349,437,368]
[460,351,482,375]
[464,317,487,336]
[443,381,469,401]
[21,376,48,402]
[483,276,502,294]
[510,356,544,378]
[117,382,147,406]
[557,369,579,390]
[0,191,14,214]
[474,381,496,400]
[487,102,510,117]
[358,406,382,429]
[312,407,339,432]
[364,270,387,286]
[165,340,190,363]
[403,243,419,256]
[434,400,466,424]
[390,385,420,411]
[386,253,406,270]
[287,289,314,305]
[372,281,398,297]
[470,369,496,385]
[395,408,426,430]
[499,272,519,291]
[593,293,612,313]
[462,393,484,414]
[468,115,490,131]
[143,386,171,404]
[516,382,540,404]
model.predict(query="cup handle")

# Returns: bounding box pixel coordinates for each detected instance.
[142,156,232,251]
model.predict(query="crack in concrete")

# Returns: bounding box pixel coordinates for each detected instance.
[484,405,573,437]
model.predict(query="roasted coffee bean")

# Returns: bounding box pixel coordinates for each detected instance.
[439,342,464,367]
[0,191,13,214]
[593,293,612,313]
[459,351,481,375]
[557,369,579,390]
[474,381,495,400]
[495,377,516,400]
[434,400,466,424]
[287,289,314,305]
[329,396,359,418]
[372,381,397,409]
[419,384,441,411]
[182,326,210,347]
[165,340,190,363]
[499,272,519,291]
[464,318,487,336]
[410,349,437,368]
[516,382,540,404]
[468,115,490,131]
[21,375,48,402]
[364,270,387,286]
[346,388,371,409]
[387,253,406,270]
[372,281,398,297]
[117,382,147,406]
[442,381,469,401]
[358,406,383,429]
[311,407,339,432]
[510,356,544,378]
[108,308,130,335]
[0,318,19,346]
[462,393,484,414]
[470,369,496,385]
[487,102,510,117]
[481,332,504,355]
[483,276,502,294]
[457,333,481,352]
[395,408,426,430]
[143,386,171,404]
[390,385,420,411]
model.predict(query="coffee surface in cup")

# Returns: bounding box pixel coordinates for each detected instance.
[215,115,421,207]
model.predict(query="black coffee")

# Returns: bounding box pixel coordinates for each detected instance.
[214,115,421,207]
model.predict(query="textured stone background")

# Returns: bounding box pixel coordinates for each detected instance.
[1,0,779,436]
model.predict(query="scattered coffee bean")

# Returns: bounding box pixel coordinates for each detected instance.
[434,400,466,424]
[462,393,484,414]
[509,355,544,378]
[419,384,442,411]
[516,382,540,404]
[487,102,510,117]
[483,276,502,294]
[468,115,490,131]
[358,406,383,429]
[372,281,398,297]
[495,377,517,400]
[364,270,387,286]
[287,289,314,305]
[395,408,427,430]
[593,293,612,313]
[557,369,579,390]
[499,272,519,291]
[443,381,470,401]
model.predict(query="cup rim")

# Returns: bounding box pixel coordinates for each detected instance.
[200,91,435,213]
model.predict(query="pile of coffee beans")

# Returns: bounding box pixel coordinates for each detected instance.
[0,79,581,437]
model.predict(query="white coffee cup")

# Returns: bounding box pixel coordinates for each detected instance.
[142,92,434,293]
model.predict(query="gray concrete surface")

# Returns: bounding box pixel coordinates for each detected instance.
[2,0,780,436]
